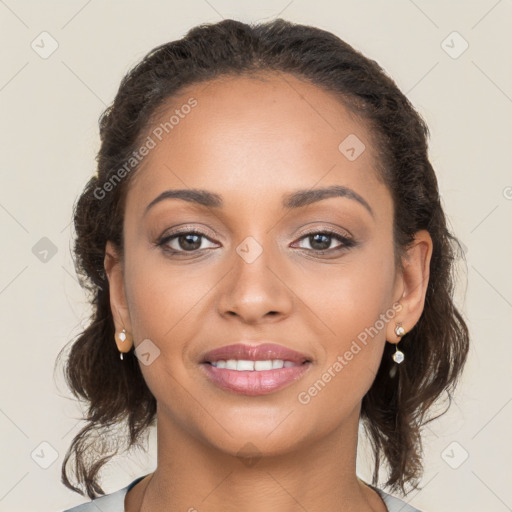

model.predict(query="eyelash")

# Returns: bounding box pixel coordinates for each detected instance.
[155,227,356,257]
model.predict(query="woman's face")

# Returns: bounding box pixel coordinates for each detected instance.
[108,73,406,457]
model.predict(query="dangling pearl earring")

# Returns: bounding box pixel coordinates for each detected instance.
[116,328,128,360]
[392,323,406,364]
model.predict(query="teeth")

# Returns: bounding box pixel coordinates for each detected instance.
[210,359,300,370]
[255,360,273,371]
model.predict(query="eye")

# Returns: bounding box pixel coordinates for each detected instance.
[293,229,355,254]
[156,229,219,254]
[155,227,356,257]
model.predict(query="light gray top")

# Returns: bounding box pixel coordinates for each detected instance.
[62,475,422,511]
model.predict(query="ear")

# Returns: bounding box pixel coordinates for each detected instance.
[104,240,133,354]
[387,229,433,343]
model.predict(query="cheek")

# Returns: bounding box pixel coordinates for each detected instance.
[306,244,396,387]
[124,248,216,342]
[294,280,392,429]
[122,253,210,406]
[310,250,395,340]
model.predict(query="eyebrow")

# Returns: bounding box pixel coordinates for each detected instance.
[144,185,374,218]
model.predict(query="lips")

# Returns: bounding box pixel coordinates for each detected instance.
[199,342,313,396]
[200,343,312,365]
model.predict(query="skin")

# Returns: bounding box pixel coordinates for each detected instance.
[104,72,433,512]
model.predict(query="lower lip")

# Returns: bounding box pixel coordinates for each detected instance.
[200,362,312,396]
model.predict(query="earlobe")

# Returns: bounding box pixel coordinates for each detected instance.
[390,230,433,339]
[104,241,133,355]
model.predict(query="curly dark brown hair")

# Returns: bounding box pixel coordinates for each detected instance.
[55,17,470,500]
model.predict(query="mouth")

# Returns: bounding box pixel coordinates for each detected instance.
[204,359,308,370]
[199,343,313,396]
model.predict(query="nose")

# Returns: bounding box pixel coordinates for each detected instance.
[217,237,293,325]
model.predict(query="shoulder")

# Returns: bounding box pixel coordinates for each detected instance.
[371,485,424,512]
[61,475,147,512]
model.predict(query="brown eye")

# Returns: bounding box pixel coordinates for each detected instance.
[293,229,356,254]
[306,233,335,251]
[157,230,218,253]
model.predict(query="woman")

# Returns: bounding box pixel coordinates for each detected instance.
[58,17,469,512]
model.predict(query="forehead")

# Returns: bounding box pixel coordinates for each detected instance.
[126,72,388,217]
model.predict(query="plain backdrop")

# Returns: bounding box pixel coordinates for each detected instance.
[0,1,511,511]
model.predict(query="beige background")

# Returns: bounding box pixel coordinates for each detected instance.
[1,1,511,511]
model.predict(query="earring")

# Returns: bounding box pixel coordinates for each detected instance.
[116,328,130,361]
[392,323,406,364]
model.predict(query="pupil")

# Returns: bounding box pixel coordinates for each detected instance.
[180,234,201,251]
[311,233,330,251]
[176,233,332,252]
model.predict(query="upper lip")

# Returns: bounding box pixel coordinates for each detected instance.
[201,343,312,364]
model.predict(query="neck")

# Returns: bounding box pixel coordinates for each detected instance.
[134,403,386,512]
